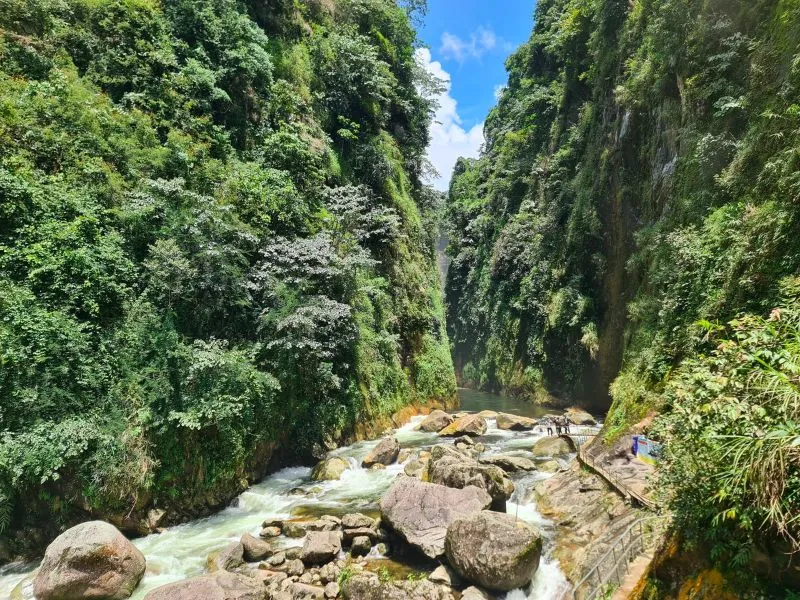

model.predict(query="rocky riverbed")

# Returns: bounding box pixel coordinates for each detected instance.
[2,391,603,600]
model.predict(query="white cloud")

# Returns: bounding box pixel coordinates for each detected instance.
[416,48,484,192]
[439,26,498,63]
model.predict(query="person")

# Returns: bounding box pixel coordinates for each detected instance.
[545,418,553,436]
[555,417,562,436]
[564,417,572,434]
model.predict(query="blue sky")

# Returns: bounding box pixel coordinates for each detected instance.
[415,0,537,190]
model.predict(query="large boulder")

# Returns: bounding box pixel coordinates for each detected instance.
[241,533,273,562]
[426,445,514,511]
[312,457,351,481]
[495,413,538,431]
[209,542,245,573]
[379,476,491,558]
[531,436,572,457]
[444,512,542,592]
[438,415,487,437]
[565,407,597,426]
[479,454,538,472]
[362,437,400,468]
[301,531,342,565]
[33,520,146,600]
[417,410,454,433]
[143,571,265,600]
[342,573,453,600]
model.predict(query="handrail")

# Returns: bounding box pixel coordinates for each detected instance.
[564,515,670,600]
[575,443,657,511]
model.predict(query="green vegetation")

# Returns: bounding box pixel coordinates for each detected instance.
[0,0,454,549]
[444,0,800,584]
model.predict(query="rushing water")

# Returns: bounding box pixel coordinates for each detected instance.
[1,389,575,599]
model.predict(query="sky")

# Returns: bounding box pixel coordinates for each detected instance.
[415,0,537,190]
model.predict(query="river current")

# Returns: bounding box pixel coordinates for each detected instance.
[1,389,576,599]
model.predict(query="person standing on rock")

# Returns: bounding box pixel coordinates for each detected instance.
[555,418,562,436]
[564,417,572,434]
[545,418,553,436]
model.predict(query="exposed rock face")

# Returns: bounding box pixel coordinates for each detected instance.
[241,533,273,562]
[379,476,492,558]
[438,415,487,437]
[444,512,542,592]
[301,531,342,565]
[342,573,454,600]
[479,454,537,472]
[417,410,454,433]
[426,445,514,511]
[495,413,538,431]
[143,571,265,600]
[34,520,146,600]
[362,437,400,468]
[312,457,351,481]
[565,408,596,425]
[531,436,572,457]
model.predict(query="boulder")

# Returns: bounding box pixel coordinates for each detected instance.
[34,521,146,600]
[565,407,597,426]
[537,459,561,473]
[260,526,282,538]
[286,559,306,576]
[454,435,474,446]
[209,542,245,573]
[417,410,454,433]
[379,476,491,558]
[342,513,376,529]
[444,512,542,592]
[312,457,351,481]
[404,459,428,478]
[283,521,311,538]
[342,573,453,600]
[426,445,514,511]
[324,582,340,599]
[476,410,498,419]
[290,583,326,599]
[479,454,537,472]
[350,536,372,557]
[302,531,342,565]
[144,571,264,600]
[495,413,537,431]
[428,564,462,587]
[362,437,400,467]
[438,415,487,437]
[241,533,273,562]
[531,436,572,458]
[461,587,492,600]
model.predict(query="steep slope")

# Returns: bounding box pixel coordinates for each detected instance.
[0,0,454,555]
[445,0,800,590]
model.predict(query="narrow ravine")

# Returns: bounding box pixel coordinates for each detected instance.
[1,390,588,599]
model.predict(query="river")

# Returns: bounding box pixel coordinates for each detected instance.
[1,389,577,599]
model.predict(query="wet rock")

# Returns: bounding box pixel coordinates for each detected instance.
[404,459,427,478]
[379,476,492,558]
[438,415,487,437]
[369,463,386,471]
[241,532,273,562]
[312,457,351,481]
[476,410,498,419]
[398,449,412,463]
[454,435,474,446]
[417,410,454,433]
[479,454,537,472]
[210,542,245,573]
[144,571,264,600]
[302,531,342,565]
[444,511,542,592]
[362,436,400,467]
[342,513,377,529]
[350,535,372,557]
[306,519,340,533]
[426,445,514,511]
[283,521,311,538]
[34,520,146,600]
[495,413,538,431]
[261,526,282,538]
[531,436,572,457]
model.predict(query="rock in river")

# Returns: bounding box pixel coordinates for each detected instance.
[426,445,514,511]
[144,571,265,600]
[479,454,538,472]
[34,520,146,600]
[565,407,597,425]
[495,413,538,431]
[312,456,351,481]
[437,414,487,437]
[379,476,492,558]
[302,531,342,565]
[362,436,400,467]
[531,436,572,457]
[417,410,454,433]
[445,511,542,592]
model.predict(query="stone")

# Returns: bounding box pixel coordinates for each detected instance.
[479,454,538,472]
[319,562,339,584]
[283,521,311,538]
[302,531,342,565]
[531,437,572,458]
[397,449,412,463]
[33,521,146,600]
[476,410,498,418]
[495,413,538,431]
[286,559,306,577]
[312,457,351,481]
[307,519,340,532]
[461,586,491,600]
[268,552,287,566]
[428,564,462,587]
[417,410,454,433]
[369,464,386,471]
[426,445,514,511]
[453,435,474,446]
[144,571,264,600]
[320,515,342,527]
[404,459,427,478]
[210,542,245,573]
[324,582,340,598]
[286,547,304,560]
[362,437,401,468]
[537,459,561,473]
[342,513,377,529]
[291,582,325,599]
[444,512,542,592]
[565,407,597,425]
[241,533,273,562]
[379,476,492,558]
[350,536,372,557]
[437,415,487,437]
[342,574,454,600]
[260,526,282,538]
[342,527,379,544]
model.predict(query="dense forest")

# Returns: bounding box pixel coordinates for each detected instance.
[445,0,800,589]
[0,0,455,552]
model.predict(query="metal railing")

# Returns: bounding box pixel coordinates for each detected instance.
[576,444,657,511]
[564,515,670,600]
